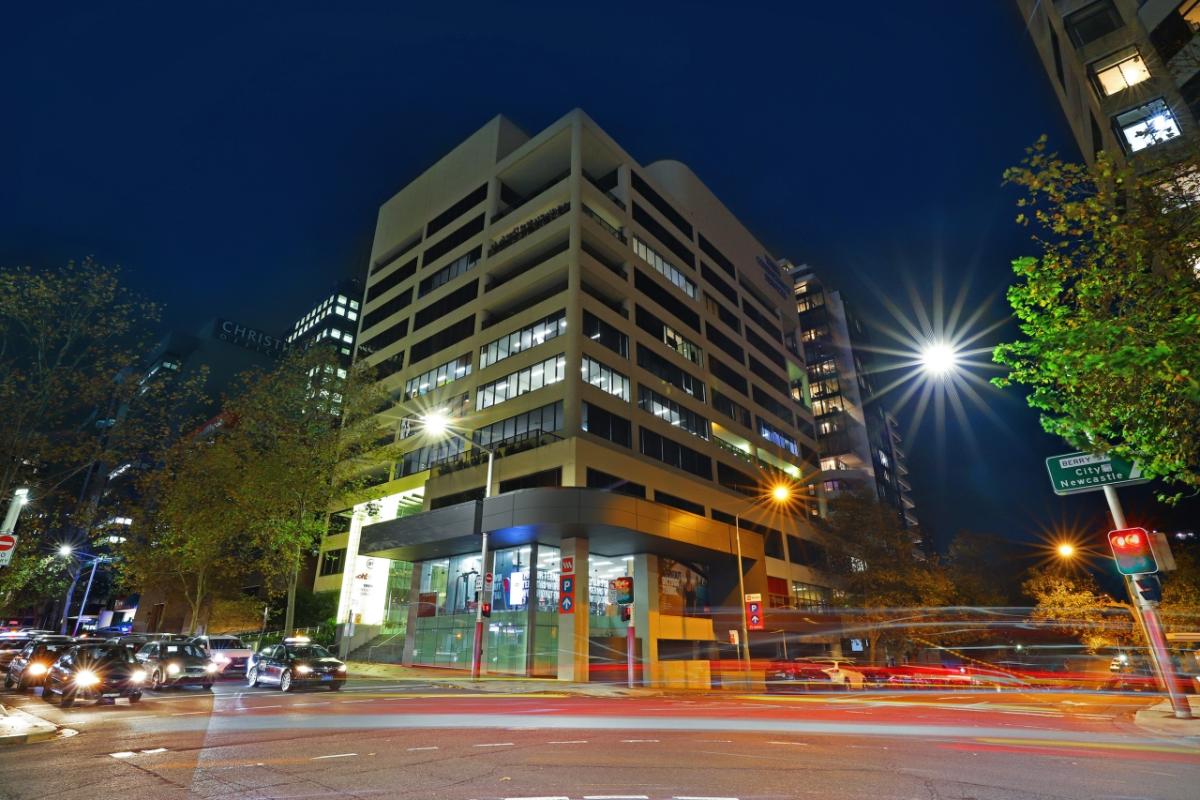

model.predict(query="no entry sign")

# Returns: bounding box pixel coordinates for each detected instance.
[0,534,17,567]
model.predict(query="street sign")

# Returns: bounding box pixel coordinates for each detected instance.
[609,576,633,605]
[559,595,574,613]
[561,556,574,573]
[745,593,764,631]
[0,534,16,567]
[560,575,575,594]
[1045,451,1147,496]
[559,573,575,615]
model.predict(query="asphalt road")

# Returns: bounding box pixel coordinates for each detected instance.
[1,679,1197,800]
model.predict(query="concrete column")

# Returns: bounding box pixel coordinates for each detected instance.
[556,537,589,681]
[632,554,660,687]
[525,541,539,676]
[563,115,584,436]
[401,562,422,666]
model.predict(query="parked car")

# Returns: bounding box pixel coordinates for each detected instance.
[0,634,32,671]
[42,643,145,706]
[5,636,76,691]
[106,634,152,655]
[191,635,253,676]
[769,658,867,691]
[136,640,218,690]
[247,637,346,692]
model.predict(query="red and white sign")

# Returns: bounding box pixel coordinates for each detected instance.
[561,557,574,574]
[0,534,17,567]
[745,592,764,631]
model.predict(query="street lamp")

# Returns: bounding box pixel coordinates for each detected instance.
[733,482,794,668]
[58,544,73,557]
[419,412,495,680]
[1055,542,1077,559]
[57,547,113,636]
[919,341,959,376]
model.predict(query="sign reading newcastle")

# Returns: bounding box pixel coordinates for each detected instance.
[1045,451,1148,496]
[216,319,289,357]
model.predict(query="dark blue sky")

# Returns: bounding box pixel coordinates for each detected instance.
[4,2,1190,546]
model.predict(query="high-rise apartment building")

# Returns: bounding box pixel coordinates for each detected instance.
[317,110,839,684]
[790,266,917,530]
[1017,0,1200,165]
[285,278,362,368]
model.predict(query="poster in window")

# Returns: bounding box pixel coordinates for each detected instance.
[658,558,710,617]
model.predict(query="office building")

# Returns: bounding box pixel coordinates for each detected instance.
[1016,0,1200,165]
[317,110,838,684]
[790,266,917,530]
[285,278,362,369]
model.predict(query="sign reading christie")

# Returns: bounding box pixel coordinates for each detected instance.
[216,319,289,357]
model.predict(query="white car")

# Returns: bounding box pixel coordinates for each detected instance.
[191,635,254,676]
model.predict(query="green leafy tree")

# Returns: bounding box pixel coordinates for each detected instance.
[996,138,1200,499]
[823,492,955,663]
[1022,566,1135,652]
[220,349,395,633]
[1160,547,1200,634]
[945,531,1025,607]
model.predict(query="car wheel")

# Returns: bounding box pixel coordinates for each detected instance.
[60,690,75,708]
[329,682,343,692]
[247,667,259,688]
[202,683,212,691]
[3,674,13,689]
[128,691,142,704]
[280,670,293,692]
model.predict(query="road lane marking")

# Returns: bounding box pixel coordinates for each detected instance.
[474,742,514,747]
[584,795,650,799]
[674,796,741,799]
[619,738,659,743]
[546,740,588,744]
[110,752,136,759]
[766,740,810,746]
[141,748,168,755]
[406,746,439,751]
[311,753,357,760]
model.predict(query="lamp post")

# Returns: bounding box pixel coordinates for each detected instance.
[421,412,495,680]
[57,546,113,636]
[733,483,794,668]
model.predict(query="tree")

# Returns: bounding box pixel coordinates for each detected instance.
[945,531,1025,608]
[822,492,955,663]
[220,349,395,633]
[121,435,249,634]
[1160,547,1200,634]
[1021,566,1134,653]
[996,138,1200,500]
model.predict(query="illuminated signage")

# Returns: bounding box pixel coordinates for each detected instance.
[216,319,289,357]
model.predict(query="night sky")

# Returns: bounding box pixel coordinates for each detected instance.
[4,2,1192,548]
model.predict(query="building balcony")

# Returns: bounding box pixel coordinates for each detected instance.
[489,202,571,256]
[432,429,565,477]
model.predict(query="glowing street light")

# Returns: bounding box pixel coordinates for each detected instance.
[58,544,73,557]
[420,411,450,438]
[1055,542,1077,559]
[919,342,959,376]
[771,484,791,503]
[733,483,796,667]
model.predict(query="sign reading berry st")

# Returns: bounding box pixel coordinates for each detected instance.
[1045,451,1148,496]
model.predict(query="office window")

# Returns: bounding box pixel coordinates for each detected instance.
[639,428,712,480]
[749,355,789,396]
[1115,99,1181,152]
[654,490,704,517]
[587,468,645,498]
[636,344,706,402]
[712,389,752,428]
[476,353,566,410]
[638,384,710,440]
[581,401,632,447]
[418,247,481,298]
[632,236,697,299]
[475,402,563,448]
[704,292,741,333]
[753,384,795,428]
[409,315,475,365]
[479,310,566,369]
[1064,1,1123,48]
[705,322,744,363]
[404,354,472,401]
[636,305,702,365]
[757,416,799,457]
[717,461,756,497]
[634,269,700,332]
[1092,49,1150,96]
[499,467,562,493]
[581,356,631,401]
[413,280,479,331]
[319,549,346,576]
[582,310,628,358]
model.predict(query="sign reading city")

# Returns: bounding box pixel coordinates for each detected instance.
[0,534,16,567]
[745,592,764,631]
[1045,451,1147,496]
[609,576,634,606]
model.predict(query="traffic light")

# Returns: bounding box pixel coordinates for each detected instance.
[1107,527,1159,575]
[620,605,632,622]
[480,601,491,618]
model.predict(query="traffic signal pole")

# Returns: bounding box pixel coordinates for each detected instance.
[1103,486,1192,719]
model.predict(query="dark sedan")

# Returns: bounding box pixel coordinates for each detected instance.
[136,641,218,690]
[0,635,32,672]
[5,636,76,691]
[43,644,145,706]
[247,639,346,691]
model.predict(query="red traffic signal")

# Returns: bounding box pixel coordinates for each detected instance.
[1107,527,1158,575]
[480,602,492,618]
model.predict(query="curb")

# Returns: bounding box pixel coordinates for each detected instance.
[0,704,58,746]
[1133,697,1200,739]
[344,662,657,698]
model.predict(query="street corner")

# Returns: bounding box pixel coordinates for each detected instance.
[1133,697,1200,741]
[0,704,58,746]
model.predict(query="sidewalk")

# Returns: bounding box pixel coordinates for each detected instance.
[1133,695,1200,739]
[0,704,57,746]
[346,661,656,697]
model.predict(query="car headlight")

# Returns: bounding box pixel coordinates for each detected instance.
[205,662,219,673]
[167,663,181,675]
[75,670,100,687]
[295,665,312,675]
[130,669,147,683]
[337,664,347,672]
[212,654,229,664]
[28,663,48,676]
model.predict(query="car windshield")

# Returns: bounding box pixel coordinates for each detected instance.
[285,644,331,659]
[73,645,133,663]
[36,643,68,656]
[206,637,245,650]
[160,643,206,658]
[0,640,27,650]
